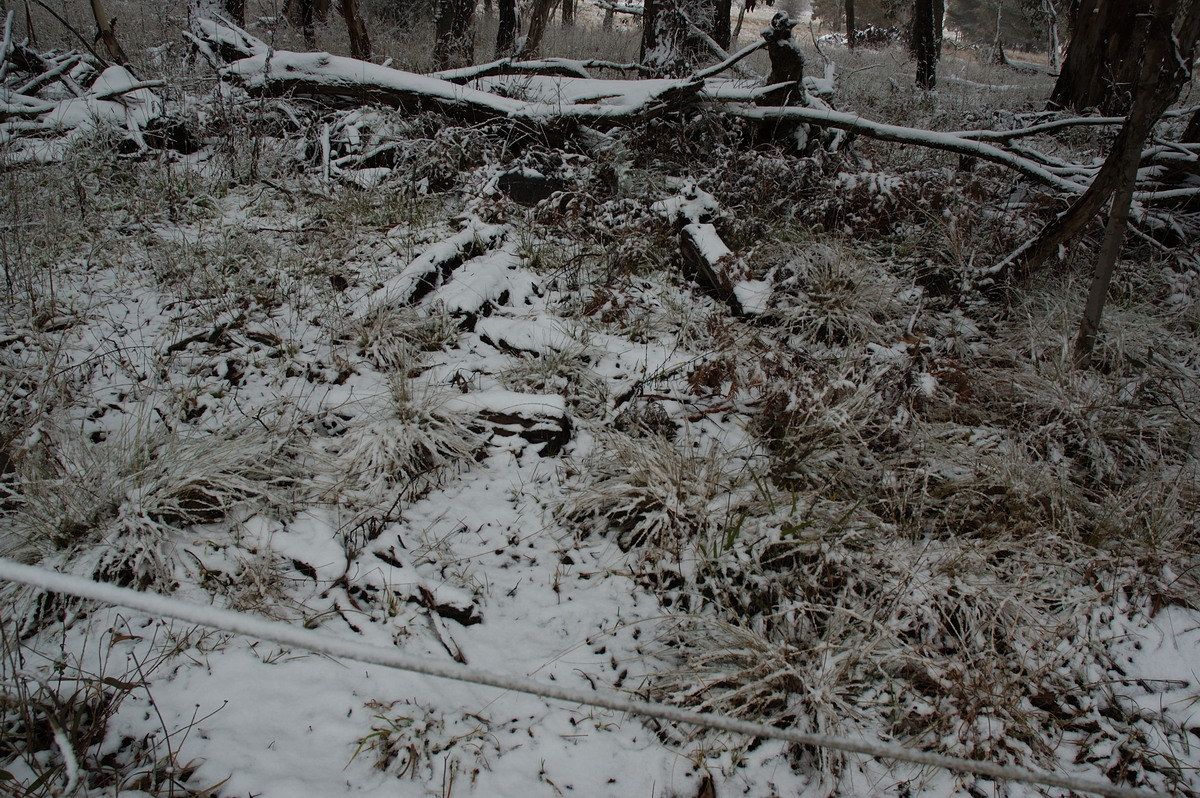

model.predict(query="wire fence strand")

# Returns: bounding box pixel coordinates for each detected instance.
[0,558,1156,798]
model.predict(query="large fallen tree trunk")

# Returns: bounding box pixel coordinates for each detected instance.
[186,18,1200,208]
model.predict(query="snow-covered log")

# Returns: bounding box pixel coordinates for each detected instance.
[653,184,770,316]
[353,220,512,317]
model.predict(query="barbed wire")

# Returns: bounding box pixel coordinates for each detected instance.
[0,558,1156,798]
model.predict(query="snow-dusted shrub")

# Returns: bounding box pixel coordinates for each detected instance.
[813,168,963,235]
[348,305,461,373]
[752,364,889,491]
[331,377,482,506]
[652,531,1200,794]
[0,621,212,797]
[769,243,912,345]
[498,349,609,419]
[1,419,298,624]
[564,432,742,554]
[354,699,514,784]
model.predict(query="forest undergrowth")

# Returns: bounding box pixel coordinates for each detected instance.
[2,8,1200,796]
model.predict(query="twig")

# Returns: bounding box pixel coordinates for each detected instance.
[15,53,82,95]
[25,0,107,64]
[690,39,764,81]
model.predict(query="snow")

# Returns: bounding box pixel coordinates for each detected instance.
[4,19,1200,798]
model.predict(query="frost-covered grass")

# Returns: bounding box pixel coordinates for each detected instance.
[3,13,1200,798]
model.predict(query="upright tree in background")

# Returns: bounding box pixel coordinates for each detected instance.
[911,0,941,88]
[283,0,330,47]
[990,0,1200,363]
[434,0,475,67]
[522,0,555,56]
[1071,0,1200,364]
[497,0,518,53]
[1050,0,1146,114]
[846,0,856,47]
[339,0,371,59]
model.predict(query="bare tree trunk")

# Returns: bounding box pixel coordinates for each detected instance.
[713,0,732,50]
[521,0,554,57]
[339,0,371,60]
[845,0,854,49]
[223,0,246,26]
[1045,0,1061,72]
[640,0,659,61]
[434,0,476,68]
[1184,107,1200,142]
[912,0,938,89]
[759,12,804,104]
[1073,0,1198,365]
[562,0,575,27]
[1051,0,1148,114]
[1073,150,1139,365]
[640,0,723,71]
[89,0,130,64]
[497,0,518,53]
[284,0,332,48]
[999,0,1200,286]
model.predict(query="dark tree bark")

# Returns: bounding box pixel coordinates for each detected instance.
[339,0,371,59]
[713,0,732,50]
[1184,107,1200,143]
[640,0,727,71]
[497,0,518,53]
[434,0,476,68]
[563,0,576,27]
[223,0,246,26]
[1050,0,1148,114]
[1073,0,1200,365]
[997,0,1200,288]
[912,0,939,89]
[846,0,855,48]
[521,0,554,57]
[640,0,660,61]
[284,0,331,48]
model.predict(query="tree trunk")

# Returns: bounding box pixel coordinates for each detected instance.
[1073,0,1199,365]
[912,0,938,89]
[1184,107,1200,142]
[521,0,554,57]
[641,0,660,61]
[713,0,732,50]
[640,0,724,72]
[1045,0,1061,72]
[284,0,331,48]
[562,0,575,27]
[497,0,518,53]
[1050,0,1148,114]
[89,0,130,64]
[845,0,855,49]
[223,0,246,26]
[339,0,371,60]
[434,0,476,68]
[998,0,1200,286]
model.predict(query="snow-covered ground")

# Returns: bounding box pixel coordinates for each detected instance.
[3,10,1200,798]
